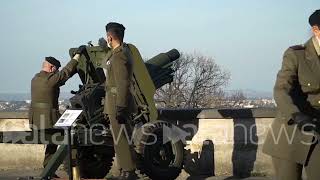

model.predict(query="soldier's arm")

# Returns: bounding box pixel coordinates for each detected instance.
[273,48,300,117]
[113,53,131,108]
[48,54,80,86]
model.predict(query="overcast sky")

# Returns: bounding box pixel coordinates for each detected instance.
[0,0,319,93]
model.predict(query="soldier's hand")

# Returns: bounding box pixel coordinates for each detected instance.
[116,106,128,124]
[291,112,315,132]
[75,45,87,55]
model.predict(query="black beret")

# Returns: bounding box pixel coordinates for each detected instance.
[309,9,320,26]
[45,56,61,68]
[105,22,125,32]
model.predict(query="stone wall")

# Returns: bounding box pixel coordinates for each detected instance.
[0,118,45,170]
[0,109,276,177]
[186,118,273,176]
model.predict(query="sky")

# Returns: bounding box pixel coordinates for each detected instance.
[0,0,319,94]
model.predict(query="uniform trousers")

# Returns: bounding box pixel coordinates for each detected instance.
[109,114,136,171]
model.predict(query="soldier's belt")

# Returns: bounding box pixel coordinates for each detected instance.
[31,102,52,108]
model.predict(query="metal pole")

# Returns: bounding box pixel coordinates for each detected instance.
[67,128,73,180]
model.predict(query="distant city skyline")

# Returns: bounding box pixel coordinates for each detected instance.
[0,89,274,102]
[0,0,319,93]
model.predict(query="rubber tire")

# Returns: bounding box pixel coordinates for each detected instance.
[135,121,185,180]
[77,145,115,178]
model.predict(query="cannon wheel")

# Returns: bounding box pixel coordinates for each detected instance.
[135,121,185,180]
[77,145,115,178]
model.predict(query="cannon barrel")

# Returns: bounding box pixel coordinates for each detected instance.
[154,76,174,89]
[69,46,180,89]
[151,68,174,88]
[145,49,180,69]
[145,49,180,88]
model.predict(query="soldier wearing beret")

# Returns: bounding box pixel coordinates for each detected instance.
[263,10,320,179]
[103,22,137,180]
[29,46,87,170]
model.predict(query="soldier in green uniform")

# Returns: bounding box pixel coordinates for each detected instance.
[29,46,87,169]
[103,22,137,180]
[263,10,320,180]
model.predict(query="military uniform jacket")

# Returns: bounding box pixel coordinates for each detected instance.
[29,59,78,129]
[263,37,320,164]
[103,43,135,115]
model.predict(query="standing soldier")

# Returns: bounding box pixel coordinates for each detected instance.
[29,46,87,171]
[263,10,320,180]
[103,22,137,180]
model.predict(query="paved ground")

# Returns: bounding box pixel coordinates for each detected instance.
[0,169,273,180]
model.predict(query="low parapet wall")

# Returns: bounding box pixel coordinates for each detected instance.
[0,117,44,170]
[159,108,275,177]
[0,108,276,177]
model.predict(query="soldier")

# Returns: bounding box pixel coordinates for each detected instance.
[263,10,320,180]
[29,46,87,170]
[103,22,137,180]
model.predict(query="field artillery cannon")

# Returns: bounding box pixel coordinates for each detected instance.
[0,39,185,180]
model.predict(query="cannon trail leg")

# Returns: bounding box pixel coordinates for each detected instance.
[39,145,68,179]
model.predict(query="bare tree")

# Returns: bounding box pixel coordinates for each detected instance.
[227,90,247,107]
[155,52,230,108]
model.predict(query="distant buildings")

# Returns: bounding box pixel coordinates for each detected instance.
[221,99,276,108]
[0,101,29,111]
[0,100,71,112]
[0,97,276,112]
[155,98,276,109]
